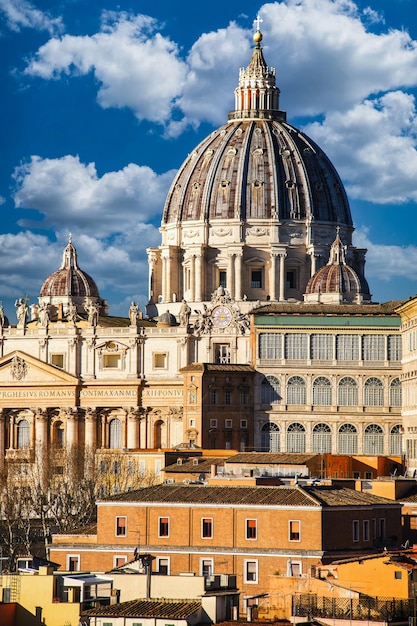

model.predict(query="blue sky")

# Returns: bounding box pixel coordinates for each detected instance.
[1,0,417,320]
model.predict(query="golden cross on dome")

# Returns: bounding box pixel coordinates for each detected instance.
[254,14,263,32]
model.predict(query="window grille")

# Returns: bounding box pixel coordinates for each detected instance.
[258,333,282,359]
[388,335,402,361]
[287,376,306,404]
[337,377,358,406]
[311,334,333,360]
[338,423,358,454]
[389,378,402,407]
[312,376,332,406]
[364,377,383,406]
[390,424,402,455]
[336,334,359,360]
[312,423,332,453]
[17,419,30,449]
[285,334,308,360]
[109,418,122,449]
[260,422,280,452]
[261,375,281,404]
[363,424,384,454]
[286,422,306,453]
[363,334,385,360]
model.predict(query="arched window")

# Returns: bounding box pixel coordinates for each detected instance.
[337,377,358,406]
[389,378,402,407]
[261,423,280,452]
[312,377,331,406]
[312,423,332,453]
[287,376,306,405]
[261,376,281,405]
[390,424,402,456]
[364,377,383,407]
[17,419,30,449]
[338,423,358,454]
[109,418,122,449]
[363,424,384,455]
[286,423,306,453]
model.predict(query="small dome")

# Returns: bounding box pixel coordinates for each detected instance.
[40,237,100,300]
[305,230,371,304]
[157,310,177,326]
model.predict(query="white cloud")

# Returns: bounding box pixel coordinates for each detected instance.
[0,0,63,34]
[303,91,417,203]
[13,155,176,235]
[25,11,187,125]
[354,227,417,283]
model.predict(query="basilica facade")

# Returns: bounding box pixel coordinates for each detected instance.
[0,26,409,480]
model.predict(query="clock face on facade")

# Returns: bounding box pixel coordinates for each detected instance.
[212,305,232,328]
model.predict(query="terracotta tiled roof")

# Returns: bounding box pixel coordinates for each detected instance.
[226,453,318,465]
[164,457,227,473]
[399,485,417,502]
[102,484,399,508]
[82,598,201,619]
[252,301,404,316]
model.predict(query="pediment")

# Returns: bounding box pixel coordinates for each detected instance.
[0,351,79,385]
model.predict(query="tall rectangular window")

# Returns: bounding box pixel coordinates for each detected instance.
[67,555,80,572]
[251,269,263,288]
[157,557,169,574]
[201,558,213,577]
[244,560,258,583]
[363,335,385,360]
[363,520,370,541]
[116,516,127,537]
[285,334,308,359]
[353,520,359,542]
[311,334,333,360]
[219,271,227,288]
[388,335,402,361]
[202,518,213,538]
[336,334,360,360]
[379,518,386,539]
[225,389,232,405]
[258,333,283,360]
[289,520,300,541]
[159,516,169,538]
[246,519,257,540]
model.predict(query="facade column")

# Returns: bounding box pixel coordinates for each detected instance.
[310,252,317,276]
[84,408,97,450]
[147,251,157,301]
[190,255,196,302]
[33,408,49,487]
[0,410,5,471]
[227,254,235,298]
[195,254,202,302]
[126,407,140,449]
[235,253,242,301]
[65,407,79,447]
[34,408,48,452]
[162,252,171,302]
[279,253,287,301]
[270,253,277,301]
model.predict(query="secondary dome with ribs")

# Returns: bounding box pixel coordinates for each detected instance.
[40,237,100,299]
[305,230,371,304]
